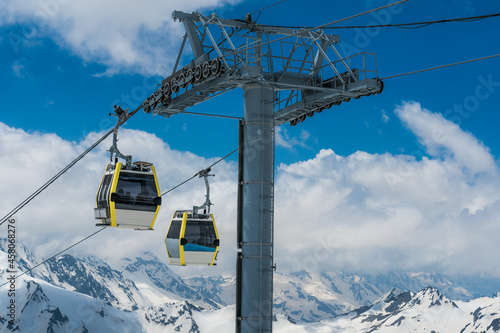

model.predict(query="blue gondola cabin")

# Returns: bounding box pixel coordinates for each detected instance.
[165,210,219,265]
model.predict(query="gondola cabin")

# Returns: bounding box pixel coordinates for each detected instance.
[165,211,219,265]
[94,161,161,230]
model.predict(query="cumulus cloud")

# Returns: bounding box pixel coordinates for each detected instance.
[395,102,496,175]
[0,122,238,275]
[0,0,242,75]
[274,102,500,276]
[1,101,500,278]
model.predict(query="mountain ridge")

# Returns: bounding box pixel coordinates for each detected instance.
[1,239,500,332]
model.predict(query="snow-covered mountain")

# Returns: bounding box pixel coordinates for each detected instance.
[459,294,500,333]
[272,268,482,323]
[0,273,216,332]
[0,240,220,311]
[1,239,500,332]
[1,278,144,332]
[284,287,500,332]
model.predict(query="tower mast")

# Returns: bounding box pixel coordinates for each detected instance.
[143,11,383,332]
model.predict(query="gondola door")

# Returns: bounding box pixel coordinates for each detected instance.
[165,211,219,266]
[182,215,219,265]
[165,212,185,265]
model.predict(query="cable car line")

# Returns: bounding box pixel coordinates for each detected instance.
[0,227,106,289]
[381,53,500,80]
[0,0,404,289]
[7,49,496,279]
[0,129,112,226]
[196,0,409,71]
[0,2,405,229]
[249,0,288,16]
[0,104,143,228]
[166,209,219,266]
[0,0,462,227]
[258,12,500,30]
[8,49,496,267]
[95,105,163,230]
[161,148,237,266]
[165,167,219,266]
[248,0,288,22]
[0,147,238,286]
[161,148,238,196]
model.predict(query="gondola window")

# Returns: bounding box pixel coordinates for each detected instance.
[184,220,217,251]
[114,172,158,211]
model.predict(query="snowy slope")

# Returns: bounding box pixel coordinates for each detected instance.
[2,239,500,332]
[271,268,480,323]
[122,252,222,309]
[274,288,500,333]
[184,275,236,306]
[0,274,215,333]
[0,277,143,332]
[0,239,149,310]
[3,272,500,333]
[457,294,500,333]
[0,240,218,311]
[1,238,495,319]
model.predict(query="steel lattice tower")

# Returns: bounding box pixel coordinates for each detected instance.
[142,11,383,332]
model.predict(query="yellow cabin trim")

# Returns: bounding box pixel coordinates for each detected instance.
[210,214,219,266]
[109,163,122,227]
[147,165,161,230]
[148,207,160,230]
[179,213,188,266]
[152,165,161,197]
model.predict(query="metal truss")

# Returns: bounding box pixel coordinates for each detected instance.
[141,10,385,333]
[142,11,383,126]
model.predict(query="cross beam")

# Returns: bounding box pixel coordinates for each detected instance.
[143,11,383,126]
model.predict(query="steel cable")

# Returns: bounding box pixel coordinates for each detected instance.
[0,104,143,227]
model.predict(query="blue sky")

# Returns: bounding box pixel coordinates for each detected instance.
[1,0,499,163]
[1,0,500,277]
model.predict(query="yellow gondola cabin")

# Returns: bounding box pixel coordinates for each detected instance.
[94,161,161,230]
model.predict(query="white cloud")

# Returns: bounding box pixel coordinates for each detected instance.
[274,102,500,276]
[0,0,242,75]
[2,102,500,278]
[11,59,27,78]
[276,127,313,151]
[0,123,238,276]
[381,108,389,123]
[395,102,497,175]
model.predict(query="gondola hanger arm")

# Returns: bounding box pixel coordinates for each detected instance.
[109,105,132,167]
[193,168,215,215]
